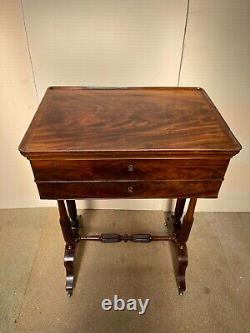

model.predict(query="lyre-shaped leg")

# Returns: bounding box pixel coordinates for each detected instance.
[58,200,77,297]
[170,198,197,295]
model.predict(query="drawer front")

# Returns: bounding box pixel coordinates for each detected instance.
[37,180,222,199]
[31,159,229,181]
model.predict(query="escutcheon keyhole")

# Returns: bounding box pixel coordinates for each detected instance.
[128,164,134,172]
[128,186,133,193]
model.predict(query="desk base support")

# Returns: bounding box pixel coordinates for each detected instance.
[167,198,197,295]
[57,198,197,297]
[57,200,80,297]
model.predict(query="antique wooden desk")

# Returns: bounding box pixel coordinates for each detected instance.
[19,87,241,296]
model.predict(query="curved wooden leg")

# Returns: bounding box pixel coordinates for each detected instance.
[169,198,197,295]
[173,243,188,295]
[64,244,76,297]
[66,200,79,230]
[58,200,77,297]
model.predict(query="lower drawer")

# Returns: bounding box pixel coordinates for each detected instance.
[36,180,222,199]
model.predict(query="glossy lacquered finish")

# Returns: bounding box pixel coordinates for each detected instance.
[20,87,241,200]
[31,158,228,181]
[19,87,240,159]
[37,179,222,200]
[31,157,229,199]
[18,87,241,296]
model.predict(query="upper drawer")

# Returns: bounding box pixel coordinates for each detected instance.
[31,158,229,181]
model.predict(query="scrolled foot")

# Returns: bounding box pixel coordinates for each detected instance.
[64,244,76,297]
[177,277,186,296]
[175,244,188,294]
[168,215,189,295]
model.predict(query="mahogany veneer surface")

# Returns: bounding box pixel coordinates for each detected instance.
[18,87,242,297]
[19,87,241,200]
[19,87,240,158]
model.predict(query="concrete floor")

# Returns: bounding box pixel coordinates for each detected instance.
[0,208,249,333]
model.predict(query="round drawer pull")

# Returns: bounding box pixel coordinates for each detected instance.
[128,186,134,193]
[128,164,134,172]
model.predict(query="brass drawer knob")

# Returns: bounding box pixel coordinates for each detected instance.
[128,186,133,193]
[128,164,134,172]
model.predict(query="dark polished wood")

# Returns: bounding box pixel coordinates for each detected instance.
[31,158,229,181]
[79,233,175,242]
[37,180,222,200]
[57,200,75,296]
[66,200,79,229]
[57,200,75,245]
[19,87,241,159]
[174,198,186,228]
[171,240,188,296]
[179,198,197,244]
[19,87,241,296]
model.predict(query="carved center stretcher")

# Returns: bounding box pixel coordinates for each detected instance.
[19,87,241,296]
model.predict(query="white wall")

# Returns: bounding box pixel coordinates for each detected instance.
[180,0,250,211]
[0,0,39,208]
[0,0,249,211]
[22,0,187,98]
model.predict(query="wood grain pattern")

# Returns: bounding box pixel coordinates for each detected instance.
[31,158,229,182]
[36,180,222,199]
[18,87,241,296]
[19,87,241,159]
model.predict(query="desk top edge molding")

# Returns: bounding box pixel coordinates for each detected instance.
[19,86,241,160]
